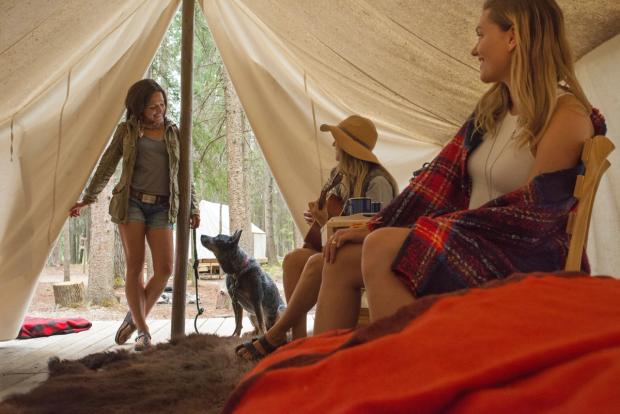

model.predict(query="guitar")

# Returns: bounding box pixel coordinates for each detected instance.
[302,171,344,251]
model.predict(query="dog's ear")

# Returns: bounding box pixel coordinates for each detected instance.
[231,229,242,244]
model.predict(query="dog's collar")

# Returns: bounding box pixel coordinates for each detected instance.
[233,256,252,278]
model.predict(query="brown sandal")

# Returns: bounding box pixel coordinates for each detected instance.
[235,336,282,361]
[114,311,136,345]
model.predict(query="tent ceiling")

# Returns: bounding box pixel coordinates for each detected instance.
[237,0,620,146]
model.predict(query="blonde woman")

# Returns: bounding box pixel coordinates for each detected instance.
[314,0,607,333]
[236,115,398,360]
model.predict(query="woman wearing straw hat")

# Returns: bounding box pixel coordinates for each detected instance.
[236,115,398,361]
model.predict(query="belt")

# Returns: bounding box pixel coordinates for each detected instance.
[130,189,168,205]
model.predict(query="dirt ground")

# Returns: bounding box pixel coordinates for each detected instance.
[27,264,284,322]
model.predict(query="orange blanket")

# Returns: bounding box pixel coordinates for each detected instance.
[224,274,620,413]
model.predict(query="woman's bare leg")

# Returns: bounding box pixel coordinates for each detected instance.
[143,227,174,318]
[237,253,325,360]
[282,248,317,338]
[362,228,415,321]
[118,222,148,333]
[313,244,364,334]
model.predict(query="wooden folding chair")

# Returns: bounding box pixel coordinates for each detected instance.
[564,135,615,271]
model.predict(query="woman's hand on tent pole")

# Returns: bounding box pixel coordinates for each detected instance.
[303,210,314,225]
[69,201,88,217]
[190,214,201,229]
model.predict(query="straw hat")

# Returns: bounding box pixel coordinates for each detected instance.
[320,115,380,164]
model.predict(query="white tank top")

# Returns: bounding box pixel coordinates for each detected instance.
[467,112,532,209]
[468,89,572,209]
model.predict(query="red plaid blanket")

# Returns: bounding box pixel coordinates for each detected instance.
[18,316,92,339]
[368,111,607,296]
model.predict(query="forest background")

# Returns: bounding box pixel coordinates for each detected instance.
[40,8,304,316]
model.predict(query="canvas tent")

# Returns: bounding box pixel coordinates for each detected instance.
[0,0,618,340]
[196,200,266,261]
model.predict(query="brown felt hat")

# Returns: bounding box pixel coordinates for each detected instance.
[320,115,380,164]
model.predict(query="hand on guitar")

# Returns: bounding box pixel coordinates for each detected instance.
[324,226,370,264]
[308,200,329,227]
[303,210,313,224]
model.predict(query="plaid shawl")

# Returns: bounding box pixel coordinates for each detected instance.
[368,111,607,296]
[18,316,92,339]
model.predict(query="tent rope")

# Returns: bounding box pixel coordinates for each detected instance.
[192,227,205,333]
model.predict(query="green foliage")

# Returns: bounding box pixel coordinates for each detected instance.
[149,9,296,258]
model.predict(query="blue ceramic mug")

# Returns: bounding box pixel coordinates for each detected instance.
[348,197,372,215]
[371,201,382,213]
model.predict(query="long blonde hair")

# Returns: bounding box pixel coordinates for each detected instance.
[337,150,398,198]
[474,0,591,150]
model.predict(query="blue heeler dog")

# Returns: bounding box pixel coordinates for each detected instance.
[200,230,284,336]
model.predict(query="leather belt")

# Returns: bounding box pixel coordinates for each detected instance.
[130,189,168,205]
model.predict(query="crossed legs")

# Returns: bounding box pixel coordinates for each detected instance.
[361,228,415,321]
[119,222,173,335]
[314,227,415,333]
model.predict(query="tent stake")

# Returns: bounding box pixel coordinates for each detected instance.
[171,0,195,340]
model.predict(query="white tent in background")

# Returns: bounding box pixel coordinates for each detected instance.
[1,0,619,340]
[196,200,266,261]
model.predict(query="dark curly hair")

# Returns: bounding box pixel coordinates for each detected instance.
[124,79,168,121]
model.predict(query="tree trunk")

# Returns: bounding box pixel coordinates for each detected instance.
[82,211,90,273]
[265,171,278,265]
[87,179,117,306]
[224,71,252,255]
[53,282,85,307]
[48,234,62,267]
[63,220,71,282]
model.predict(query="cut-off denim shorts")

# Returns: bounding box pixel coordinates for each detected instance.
[127,197,173,229]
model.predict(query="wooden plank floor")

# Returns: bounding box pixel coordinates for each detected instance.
[0,315,314,401]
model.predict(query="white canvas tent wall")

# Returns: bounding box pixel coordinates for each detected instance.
[196,200,266,261]
[1,0,618,340]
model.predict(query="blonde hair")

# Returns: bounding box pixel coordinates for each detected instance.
[475,0,591,150]
[337,150,398,198]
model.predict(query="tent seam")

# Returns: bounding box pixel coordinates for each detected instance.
[384,16,480,73]
[48,70,72,246]
[10,116,15,162]
[316,37,457,127]
[304,72,324,186]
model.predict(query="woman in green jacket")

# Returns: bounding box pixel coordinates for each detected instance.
[69,79,200,351]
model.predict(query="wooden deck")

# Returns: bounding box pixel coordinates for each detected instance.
[0,315,313,401]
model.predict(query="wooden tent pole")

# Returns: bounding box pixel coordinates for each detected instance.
[171,0,194,340]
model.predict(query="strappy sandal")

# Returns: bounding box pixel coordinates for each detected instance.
[115,311,136,345]
[134,331,152,352]
[234,336,282,361]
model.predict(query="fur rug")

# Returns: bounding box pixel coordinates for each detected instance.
[0,334,253,414]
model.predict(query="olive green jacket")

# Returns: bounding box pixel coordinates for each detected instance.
[82,117,199,224]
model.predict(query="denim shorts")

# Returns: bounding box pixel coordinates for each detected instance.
[127,197,173,229]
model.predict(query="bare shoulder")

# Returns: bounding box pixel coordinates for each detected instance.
[548,95,594,140]
[528,95,594,180]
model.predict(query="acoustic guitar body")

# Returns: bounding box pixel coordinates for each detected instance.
[302,195,344,251]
